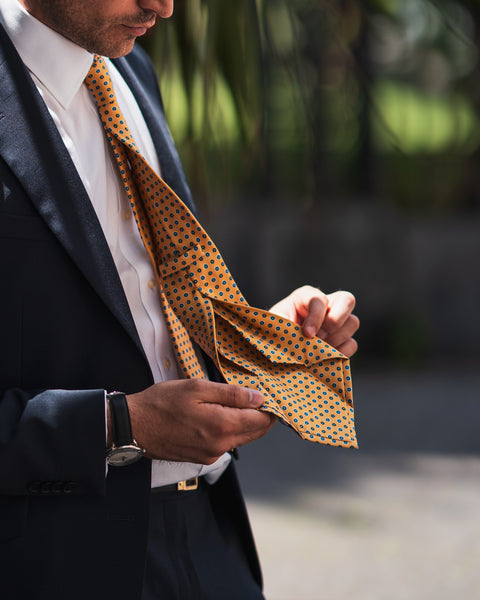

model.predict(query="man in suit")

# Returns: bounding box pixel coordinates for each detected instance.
[0,0,359,598]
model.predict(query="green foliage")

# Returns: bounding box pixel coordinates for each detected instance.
[141,0,480,213]
[141,0,263,208]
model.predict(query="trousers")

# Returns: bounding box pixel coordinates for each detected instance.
[142,473,265,600]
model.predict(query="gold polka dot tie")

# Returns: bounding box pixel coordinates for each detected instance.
[85,56,357,448]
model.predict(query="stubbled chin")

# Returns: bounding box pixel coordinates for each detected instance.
[96,37,137,58]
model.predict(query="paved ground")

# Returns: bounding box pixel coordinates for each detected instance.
[236,364,480,600]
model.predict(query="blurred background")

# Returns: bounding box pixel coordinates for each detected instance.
[141,1,480,598]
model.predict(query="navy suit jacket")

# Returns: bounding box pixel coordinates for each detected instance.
[0,24,260,599]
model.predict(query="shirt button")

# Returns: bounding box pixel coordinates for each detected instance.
[148,279,156,290]
[122,209,132,221]
[164,358,172,370]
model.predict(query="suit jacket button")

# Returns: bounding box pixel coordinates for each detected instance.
[27,481,41,494]
[40,482,52,494]
[51,481,64,494]
[63,481,78,494]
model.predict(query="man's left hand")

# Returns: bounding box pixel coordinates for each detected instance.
[269,285,359,357]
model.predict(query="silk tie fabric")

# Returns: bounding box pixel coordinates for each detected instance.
[85,56,357,449]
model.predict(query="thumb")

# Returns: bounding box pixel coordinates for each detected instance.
[210,383,264,410]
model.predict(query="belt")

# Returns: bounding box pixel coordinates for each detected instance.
[151,477,200,493]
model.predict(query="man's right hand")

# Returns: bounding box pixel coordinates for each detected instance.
[122,380,275,465]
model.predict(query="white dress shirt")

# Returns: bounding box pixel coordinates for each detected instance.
[0,0,230,486]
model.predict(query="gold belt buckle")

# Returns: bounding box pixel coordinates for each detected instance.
[177,477,198,491]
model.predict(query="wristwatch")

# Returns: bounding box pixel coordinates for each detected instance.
[106,392,145,466]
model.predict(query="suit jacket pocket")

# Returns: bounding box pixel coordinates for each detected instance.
[0,496,27,540]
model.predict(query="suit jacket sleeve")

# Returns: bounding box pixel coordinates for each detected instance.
[0,32,157,498]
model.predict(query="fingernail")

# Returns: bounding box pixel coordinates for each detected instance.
[304,325,316,338]
[249,390,264,407]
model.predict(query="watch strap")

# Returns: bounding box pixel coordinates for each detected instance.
[107,392,133,447]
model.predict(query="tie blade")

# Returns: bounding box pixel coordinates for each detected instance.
[85,57,357,448]
[221,361,357,448]
[215,319,351,400]
[268,403,358,448]
[159,244,246,305]
[203,293,357,447]
[264,389,357,448]
[213,297,348,366]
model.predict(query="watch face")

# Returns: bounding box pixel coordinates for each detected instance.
[107,445,143,467]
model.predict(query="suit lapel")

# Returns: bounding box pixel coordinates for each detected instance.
[0,25,145,356]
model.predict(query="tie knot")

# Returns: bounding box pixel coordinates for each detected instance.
[85,53,143,160]
[85,55,115,109]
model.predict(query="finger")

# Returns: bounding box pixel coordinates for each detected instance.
[323,314,360,348]
[200,405,275,462]
[230,411,277,448]
[302,295,328,338]
[321,291,356,333]
[202,381,264,410]
[335,337,358,358]
[268,297,297,322]
[290,285,326,319]
[270,285,325,323]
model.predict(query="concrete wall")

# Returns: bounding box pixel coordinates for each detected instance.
[206,197,480,361]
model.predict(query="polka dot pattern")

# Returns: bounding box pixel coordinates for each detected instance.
[85,56,357,449]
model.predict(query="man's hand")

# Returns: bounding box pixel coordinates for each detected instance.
[269,285,359,357]
[124,380,275,465]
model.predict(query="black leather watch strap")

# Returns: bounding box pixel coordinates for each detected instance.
[107,392,133,447]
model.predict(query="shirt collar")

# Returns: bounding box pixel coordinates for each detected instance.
[0,0,94,109]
